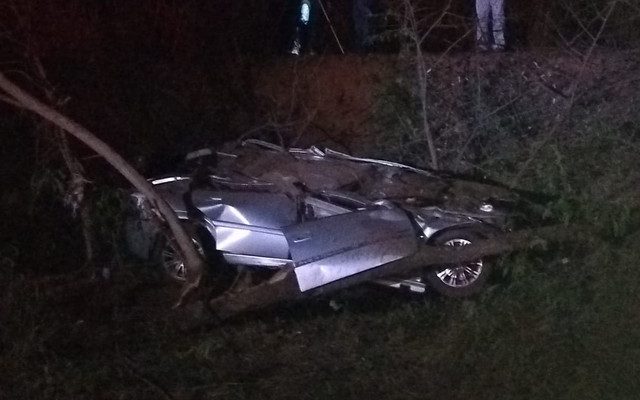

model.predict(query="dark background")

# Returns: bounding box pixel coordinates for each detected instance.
[0,0,638,269]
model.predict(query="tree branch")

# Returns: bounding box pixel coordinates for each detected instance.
[210,224,585,319]
[0,92,23,108]
[0,72,206,307]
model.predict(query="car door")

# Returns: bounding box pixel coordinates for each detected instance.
[192,189,298,259]
[283,206,418,292]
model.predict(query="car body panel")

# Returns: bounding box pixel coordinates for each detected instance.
[126,140,517,291]
[152,177,191,219]
[192,190,297,228]
[284,207,418,291]
[213,223,290,258]
[190,189,297,257]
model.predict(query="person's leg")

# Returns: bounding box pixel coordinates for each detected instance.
[353,0,372,52]
[289,0,308,55]
[475,0,491,50]
[490,0,506,49]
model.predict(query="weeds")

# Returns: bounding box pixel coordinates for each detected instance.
[1,3,640,399]
[4,242,640,400]
[90,186,129,268]
[3,60,640,400]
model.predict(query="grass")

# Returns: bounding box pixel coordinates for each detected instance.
[3,118,640,398]
[2,225,640,400]
[2,50,640,400]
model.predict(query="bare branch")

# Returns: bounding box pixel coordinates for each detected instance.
[0,72,207,307]
[560,0,598,43]
[511,0,619,187]
[419,1,452,45]
[400,0,443,170]
[0,92,23,108]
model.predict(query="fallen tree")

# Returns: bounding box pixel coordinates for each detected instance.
[0,72,587,320]
[209,224,585,319]
[0,72,206,306]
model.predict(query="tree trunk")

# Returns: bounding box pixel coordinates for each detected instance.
[0,72,205,306]
[209,224,584,318]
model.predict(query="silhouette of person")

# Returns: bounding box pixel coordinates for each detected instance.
[289,0,318,55]
[475,0,506,51]
[353,0,374,52]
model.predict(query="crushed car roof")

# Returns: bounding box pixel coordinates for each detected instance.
[208,139,518,213]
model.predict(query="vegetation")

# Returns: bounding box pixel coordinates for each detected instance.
[2,225,640,399]
[1,0,640,398]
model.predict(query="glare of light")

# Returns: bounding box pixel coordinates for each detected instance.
[222,206,250,225]
[216,227,252,250]
[215,206,252,250]
[151,176,189,185]
[479,203,494,213]
[301,2,310,24]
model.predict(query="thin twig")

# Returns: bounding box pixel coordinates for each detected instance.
[317,0,345,54]
[0,92,23,108]
[510,0,619,187]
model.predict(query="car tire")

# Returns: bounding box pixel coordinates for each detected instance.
[424,228,492,298]
[150,222,237,294]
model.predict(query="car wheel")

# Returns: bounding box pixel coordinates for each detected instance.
[151,223,237,294]
[424,228,491,298]
[154,226,202,283]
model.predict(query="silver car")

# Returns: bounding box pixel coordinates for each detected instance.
[126,140,517,297]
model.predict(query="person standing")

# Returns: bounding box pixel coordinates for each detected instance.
[475,0,506,52]
[352,0,374,52]
[289,0,317,55]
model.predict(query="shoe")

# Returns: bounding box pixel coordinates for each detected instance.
[491,44,506,52]
[476,44,489,53]
[289,39,302,56]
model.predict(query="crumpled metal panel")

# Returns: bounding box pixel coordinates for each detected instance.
[323,148,436,177]
[284,207,419,291]
[214,223,291,259]
[192,190,297,229]
[195,141,514,222]
[191,190,297,258]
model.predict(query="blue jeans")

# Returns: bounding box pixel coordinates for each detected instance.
[475,0,505,48]
[353,0,374,50]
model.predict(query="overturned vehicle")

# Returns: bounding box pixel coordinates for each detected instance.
[127,140,522,300]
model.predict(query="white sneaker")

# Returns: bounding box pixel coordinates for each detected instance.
[491,44,506,52]
[290,40,301,56]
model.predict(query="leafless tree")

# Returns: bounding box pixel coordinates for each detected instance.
[0,1,98,269]
[0,75,207,306]
[398,0,443,170]
[511,0,620,187]
[385,0,473,170]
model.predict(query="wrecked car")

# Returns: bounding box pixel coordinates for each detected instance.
[126,140,519,298]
